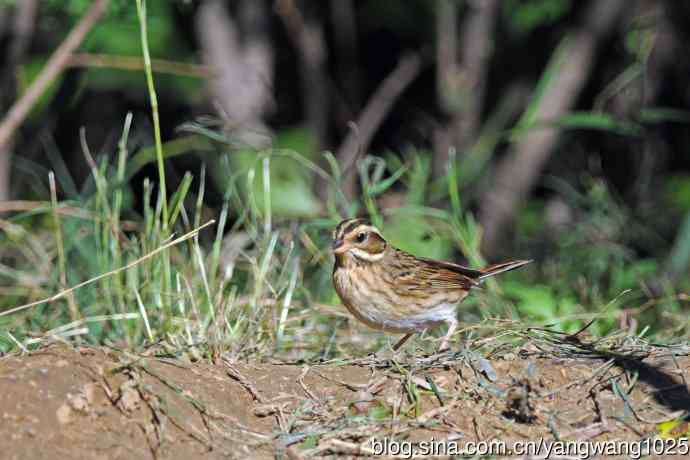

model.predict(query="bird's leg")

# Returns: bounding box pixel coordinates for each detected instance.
[438,319,458,352]
[373,333,413,361]
[392,333,414,351]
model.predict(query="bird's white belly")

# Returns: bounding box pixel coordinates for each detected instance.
[379,302,457,332]
[345,299,456,333]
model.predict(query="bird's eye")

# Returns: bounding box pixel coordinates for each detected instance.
[356,232,367,243]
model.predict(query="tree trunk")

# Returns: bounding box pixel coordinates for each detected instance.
[195,0,274,148]
[337,54,423,201]
[479,0,628,256]
[0,0,39,202]
[434,0,500,178]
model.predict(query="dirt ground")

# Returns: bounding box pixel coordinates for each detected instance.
[1,340,689,459]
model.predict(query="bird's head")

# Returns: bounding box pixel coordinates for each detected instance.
[332,218,387,262]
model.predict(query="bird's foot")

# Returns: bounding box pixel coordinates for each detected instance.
[436,320,458,353]
[372,347,401,362]
[392,332,414,351]
[371,335,413,362]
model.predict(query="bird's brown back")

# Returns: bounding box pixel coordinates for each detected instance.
[384,248,479,293]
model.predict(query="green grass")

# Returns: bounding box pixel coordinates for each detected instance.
[0,134,687,357]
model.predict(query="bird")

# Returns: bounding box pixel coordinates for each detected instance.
[331,218,530,352]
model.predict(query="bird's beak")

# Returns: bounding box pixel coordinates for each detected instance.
[331,238,346,254]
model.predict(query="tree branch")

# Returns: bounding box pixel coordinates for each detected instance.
[0,0,38,203]
[66,53,217,78]
[195,0,273,148]
[330,0,360,110]
[478,0,628,255]
[0,0,109,151]
[275,0,329,151]
[434,0,500,178]
[337,53,423,200]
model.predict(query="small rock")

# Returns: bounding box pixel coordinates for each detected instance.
[56,403,72,425]
[83,383,98,404]
[118,381,141,412]
[69,393,90,413]
[350,390,376,415]
[253,404,279,417]
[187,347,202,362]
[503,378,537,423]
[432,375,451,389]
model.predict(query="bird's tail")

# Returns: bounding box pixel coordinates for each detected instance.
[478,259,531,282]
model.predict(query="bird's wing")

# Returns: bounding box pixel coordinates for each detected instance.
[393,250,479,291]
[417,257,484,279]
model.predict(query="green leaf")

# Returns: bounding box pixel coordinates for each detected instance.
[383,216,452,261]
[665,175,690,212]
[273,126,318,159]
[667,212,690,276]
[506,0,572,36]
[126,135,215,180]
[512,35,572,141]
[299,435,318,450]
[168,172,193,227]
[503,282,558,321]
[405,152,431,206]
[658,419,690,440]
[231,137,322,218]
[369,405,391,420]
[368,163,408,196]
[21,58,65,118]
[610,259,657,293]
[547,111,642,136]
[323,152,341,180]
[639,107,690,124]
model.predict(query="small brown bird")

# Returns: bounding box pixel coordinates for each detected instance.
[331,218,530,351]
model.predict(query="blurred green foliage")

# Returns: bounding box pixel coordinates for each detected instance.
[42,0,173,18]
[2,115,689,354]
[505,0,572,35]
[232,128,322,218]
[666,175,690,213]
[20,0,200,118]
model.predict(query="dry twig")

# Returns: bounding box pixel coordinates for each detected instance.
[337,53,423,199]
